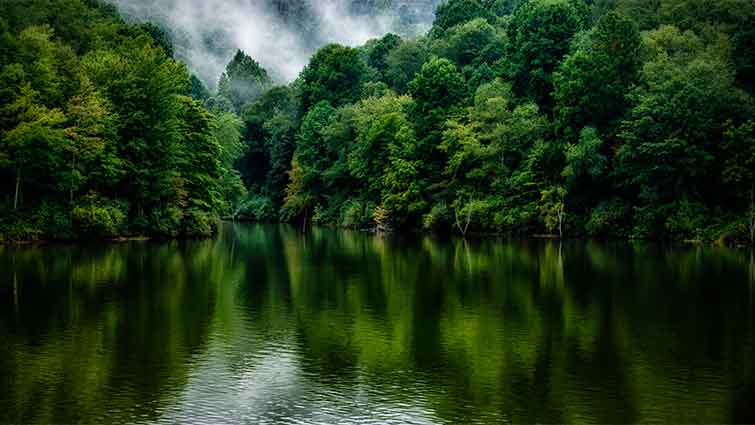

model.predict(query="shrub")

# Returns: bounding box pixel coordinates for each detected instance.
[238,195,276,221]
[71,196,127,238]
[184,209,217,237]
[37,201,73,240]
[423,202,452,232]
[586,199,629,237]
[149,206,183,238]
[665,199,708,240]
[340,200,373,229]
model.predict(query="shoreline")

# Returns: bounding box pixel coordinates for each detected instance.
[2,221,752,249]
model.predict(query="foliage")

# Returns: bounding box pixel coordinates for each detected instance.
[218,50,272,112]
[2,0,755,244]
[300,44,368,111]
[506,0,588,108]
[553,12,642,134]
[0,0,244,240]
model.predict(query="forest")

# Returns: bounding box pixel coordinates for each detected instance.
[1,0,754,243]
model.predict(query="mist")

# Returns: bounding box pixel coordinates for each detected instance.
[110,0,438,88]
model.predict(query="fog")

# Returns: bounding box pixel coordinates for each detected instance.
[111,0,438,88]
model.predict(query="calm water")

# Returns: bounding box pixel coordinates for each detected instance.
[1,224,754,424]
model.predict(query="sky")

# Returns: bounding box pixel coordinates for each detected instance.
[111,0,438,88]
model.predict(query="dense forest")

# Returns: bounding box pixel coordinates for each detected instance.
[1,0,754,243]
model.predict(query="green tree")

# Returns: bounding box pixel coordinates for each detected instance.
[441,79,549,233]
[62,77,120,202]
[615,26,746,237]
[1,85,66,210]
[408,57,466,135]
[300,44,368,111]
[432,0,493,35]
[291,101,338,207]
[139,22,174,58]
[367,33,402,76]
[433,18,506,68]
[349,93,413,200]
[553,12,641,133]
[506,0,588,107]
[218,50,272,112]
[384,39,430,93]
[381,123,425,225]
[722,120,755,243]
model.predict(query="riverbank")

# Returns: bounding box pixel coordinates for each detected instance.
[2,218,752,248]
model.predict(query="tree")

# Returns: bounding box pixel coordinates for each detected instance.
[441,79,549,233]
[615,26,745,236]
[63,77,120,202]
[384,39,430,93]
[408,57,466,134]
[506,0,588,107]
[174,96,224,235]
[218,50,272,112]
[1,85,66,210]
[292,101,338,206]
[553,12,641,133]
[281,159,314,224]
[381,123,426,224]
[433,18,506,68]
[300,44,368,111]
[431,0,493,35]
[15,25,64,106]
[562,127,607,189]
[367,33,402,76]
[348,93,413,200]
[212,110,246,215]
[540,185,567,237]
[139,22,174,58]
[81,38,190,220]
[722,120,755,243]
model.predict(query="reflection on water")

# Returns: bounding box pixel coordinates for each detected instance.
[0,224,753,424]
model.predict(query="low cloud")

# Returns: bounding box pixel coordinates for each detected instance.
[111,0,437,88]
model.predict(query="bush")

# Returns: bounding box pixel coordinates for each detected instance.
[37,201,73,240]
[586,199,629,237]
[665,199,708,240]
[149,206,183,238]
[423,202,452,232]
[631,204,668,240]
[71,197,127,238]
[340,200,373,229]
[239,195,276,221]
[184,209,218,237]
[0,213,44,242]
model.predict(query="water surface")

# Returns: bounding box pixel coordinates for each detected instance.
[1,224,753,424]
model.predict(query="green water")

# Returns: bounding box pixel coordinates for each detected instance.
[1,224,753,424]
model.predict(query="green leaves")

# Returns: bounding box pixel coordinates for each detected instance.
[506,0,588,108]
[553,12,641,133]
[300,44,368,111]
[218,50,272,112]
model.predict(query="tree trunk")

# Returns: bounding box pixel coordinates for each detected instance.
[13,166,21,211]
[455,207,472,238]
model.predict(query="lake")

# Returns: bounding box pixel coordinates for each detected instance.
[1,223,753,424]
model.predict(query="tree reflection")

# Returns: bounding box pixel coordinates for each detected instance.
[0,225,753,424]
